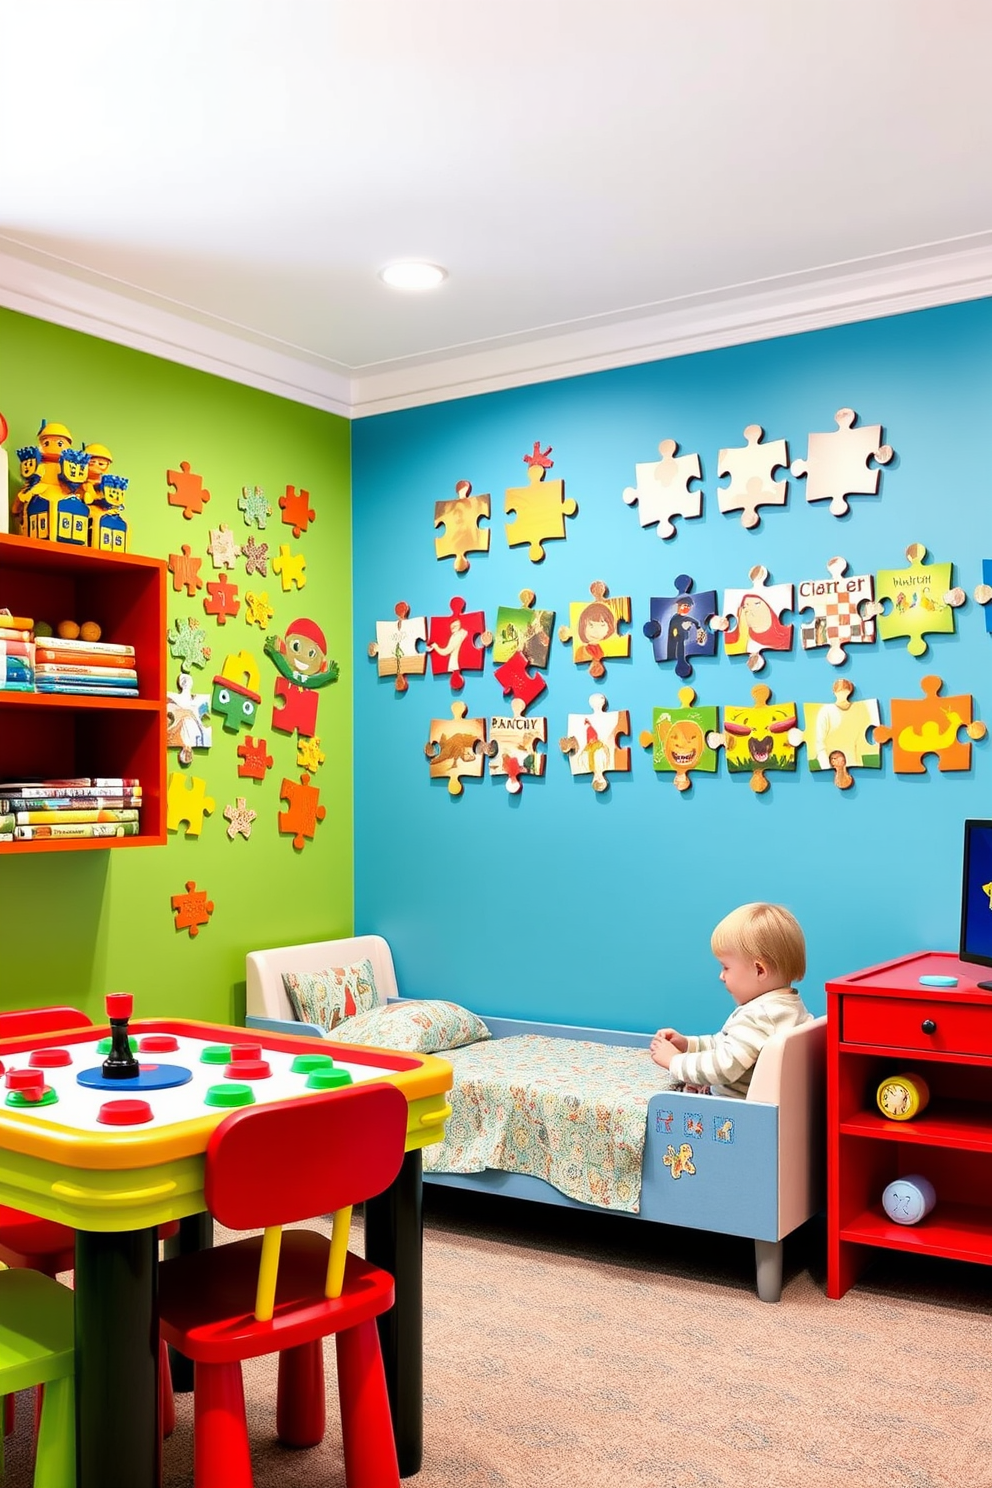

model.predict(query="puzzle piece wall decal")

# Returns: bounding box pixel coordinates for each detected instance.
[798,679,881,789]
[639,685,719,792]
[643,574,717,680]
[279,484,316,537]
[168,616,212,673]
[168,544,204,596]
[621,438,703,540]
[296,735,326,773]
[167,771,216,835]
[278,772,326,849]
[797,556,880,665]
[167,461,211,519]
[368,601,428,692]
[167,673,213,765]
[242,535,269,576]
[489,699,547,794]
[714,565,794,672]
[717,425,789,529]
[427,596,492,691]
[207,524,241,570]
[424,701,493,796]
[435,478,491,573]
[238,484,272,528]
[223,797,257,840]
[244,590,275,629]
[708,683,801,794]
[559,693,631,793]
[505,443,577,561]
[791,408,894,516]
[237,735,274,780]
[875,543,964,657]
[872,675,986,773]
[171,881,215,938]
[272,545,307,591]
[558,580,631,679]
[203,574,241,625]
[492,589,553,709]
[973,559,992,630]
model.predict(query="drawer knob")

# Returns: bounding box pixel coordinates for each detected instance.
[921,1018,937,1034]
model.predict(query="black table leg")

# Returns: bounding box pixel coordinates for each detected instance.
[74,1227,159,1488]
[364,1148,423,1478]
[162,1212,213,1392]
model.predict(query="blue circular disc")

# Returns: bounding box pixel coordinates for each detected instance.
[918,974,958,987]
[77,1063,193,1091]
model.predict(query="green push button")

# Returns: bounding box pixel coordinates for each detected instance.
[204,1082,254,1107]
[306,1068,353,1090]
[6,1087,59,1108]
[96,1036,138,1054]
[291,1053,337,1074]
[200,1045,234,1064]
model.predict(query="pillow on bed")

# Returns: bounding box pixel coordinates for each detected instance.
[281,957,380,1033]
[331,999,491,1054]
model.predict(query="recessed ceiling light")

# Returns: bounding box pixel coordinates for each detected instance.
[378,261,447,291]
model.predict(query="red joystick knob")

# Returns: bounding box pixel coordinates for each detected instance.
[106,993,133,1020]
[7,1068,44,1092]
[98,1099,153,1126]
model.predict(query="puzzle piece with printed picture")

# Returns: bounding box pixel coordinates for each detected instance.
[796,556,880,665]
[643,574,717,680]
[622,438,703,540]
[639,685,719,793]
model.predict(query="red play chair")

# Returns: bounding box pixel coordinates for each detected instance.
[0,1004,175,1438]
[158,1081,408,1488]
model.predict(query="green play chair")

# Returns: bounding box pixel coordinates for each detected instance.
[0,1268,75,1488]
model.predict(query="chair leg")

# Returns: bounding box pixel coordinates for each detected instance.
[336,1320,400,1488]
[754,1238,783,1303]
[159,1337,176,1438]
[276,1341,325,1448]
[193,1361,253,1488]
[33,1374,75,1488]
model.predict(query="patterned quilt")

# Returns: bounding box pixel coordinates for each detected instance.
[423,1034,676,1214]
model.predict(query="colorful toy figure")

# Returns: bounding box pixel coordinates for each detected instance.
[12,445,42,532]
[90,474,129,552]
[264,618,339,737]
[211,650,263,734]
[35,420,73,486]
[83,443,115,504]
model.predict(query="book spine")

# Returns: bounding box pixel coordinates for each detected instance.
[0,795,142,812]
[34,683,139,697]
[0,814,13,832]
[13,821,141,840]
[34,649,137,670]
[0,778,141,788]
[0,681,34,692]
[0,629,32,642]
[34,664,138,679]
[34,637,135,656]
[12,808,140,824]
[0,640,34,657]
[0,660,34,684]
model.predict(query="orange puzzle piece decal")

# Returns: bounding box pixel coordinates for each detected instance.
[167,461,211,519]
[279,484,316,538]
[171,880,214,937]
[278,772,326,849]
[873,675,987,773]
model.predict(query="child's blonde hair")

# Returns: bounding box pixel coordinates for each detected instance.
[710,902,806,985]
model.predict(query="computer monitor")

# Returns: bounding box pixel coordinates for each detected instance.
[959,819,992,977]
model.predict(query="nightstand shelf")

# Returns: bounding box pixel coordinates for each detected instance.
[0,534,166,851]
[827,951,992,1298]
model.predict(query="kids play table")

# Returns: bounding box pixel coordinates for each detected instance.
[0,1016,453,1488]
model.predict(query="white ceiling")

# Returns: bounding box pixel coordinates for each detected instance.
[1,0,991,416]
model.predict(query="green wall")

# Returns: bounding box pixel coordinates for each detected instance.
[0,307,353,1024]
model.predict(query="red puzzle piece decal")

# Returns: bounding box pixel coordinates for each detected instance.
[167,461,211,519]
[203,574,241,625]
[272,677,320,738]
[278,772,326,850]
[427,596,492,691]
[171,880,215,937]
[279,484,316,537]
[237,736,274,780]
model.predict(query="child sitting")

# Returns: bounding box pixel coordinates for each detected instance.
[650,902,813,1099]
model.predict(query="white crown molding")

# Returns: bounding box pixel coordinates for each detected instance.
[2,239,991,422]
[0,250,353,419]
[350,239,992,418]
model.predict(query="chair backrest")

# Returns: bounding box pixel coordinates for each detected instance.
[0,1006,93,1041]
[205,1082,409,1232]
[246,934,399,1024]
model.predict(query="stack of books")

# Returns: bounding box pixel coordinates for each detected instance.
[0,615,35,693]
[33,635,139,697]
[0,778,143,842]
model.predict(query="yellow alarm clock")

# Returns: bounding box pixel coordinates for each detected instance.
[876,1072,930,1121]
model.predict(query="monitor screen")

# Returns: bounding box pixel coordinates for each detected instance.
[959,819,992,968]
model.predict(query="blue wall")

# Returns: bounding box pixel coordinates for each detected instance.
[353,300,992,1034]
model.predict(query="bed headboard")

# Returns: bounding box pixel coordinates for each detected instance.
[747,1014,827,1236]
[246,934,400,1024]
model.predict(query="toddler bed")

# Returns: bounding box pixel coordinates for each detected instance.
[246,934,826,1302]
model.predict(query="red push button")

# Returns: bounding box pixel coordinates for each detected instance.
[98,1099,153,1125]
[30,1048,73,1068]
[225,1059,271,1081]
[7,1068,45,1094]
[138,1035,180,1053]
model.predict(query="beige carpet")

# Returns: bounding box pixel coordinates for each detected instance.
[4,1188,991,1487]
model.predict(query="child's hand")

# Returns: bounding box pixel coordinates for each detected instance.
[649,1035,681,1070]
[653,1027,688,1053]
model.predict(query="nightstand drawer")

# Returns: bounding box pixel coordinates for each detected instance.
[843,996,992,1056]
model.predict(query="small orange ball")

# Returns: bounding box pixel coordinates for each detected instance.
[79,621,102,642]
[57,620,80,640]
